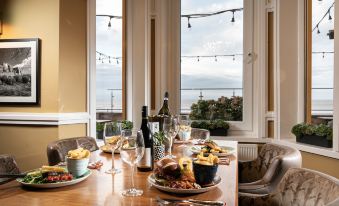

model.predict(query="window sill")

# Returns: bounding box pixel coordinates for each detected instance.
[211,136,339,159]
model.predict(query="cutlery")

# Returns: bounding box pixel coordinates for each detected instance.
[0,173,27,178]
[156,196,224,206]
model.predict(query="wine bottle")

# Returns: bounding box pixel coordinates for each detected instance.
[158,91,171,116]
[137,106,154,172]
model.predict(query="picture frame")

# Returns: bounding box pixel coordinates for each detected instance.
[0,38,40,105]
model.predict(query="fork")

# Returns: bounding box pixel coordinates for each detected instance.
[156,196,224,206]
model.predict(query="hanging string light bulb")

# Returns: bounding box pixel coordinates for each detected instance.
[328,11,333,22]
[109,57,111,64]
[233,55,235,61]
[108,17,112,28]
[214,56,217,62]
[322,52,325,58]
[231,10,235,25]
[187,17,192,29]
[317,26,321,34]
[116,59,119,64]
[197,56,200,62]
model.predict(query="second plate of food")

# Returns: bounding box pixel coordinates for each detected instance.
[189,145,235,157]
[148,174,221,194]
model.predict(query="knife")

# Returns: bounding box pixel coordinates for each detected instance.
[162,198,224,206]
[0,173,27,178]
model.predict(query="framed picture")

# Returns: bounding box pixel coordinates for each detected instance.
[0,39,40,104]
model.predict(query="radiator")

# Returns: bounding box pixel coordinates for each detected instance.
[238,144,258,161]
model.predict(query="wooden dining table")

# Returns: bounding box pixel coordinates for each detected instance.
[0,140,238,206]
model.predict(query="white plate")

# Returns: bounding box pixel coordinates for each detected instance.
[189,146,235,157]
[148,174,221,194]
[16,169,92,189]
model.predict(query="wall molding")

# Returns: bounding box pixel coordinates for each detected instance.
[0,112,90,125]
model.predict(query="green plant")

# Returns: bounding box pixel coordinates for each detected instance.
[191,119,229,131]
[121,120,133,130]
[96,122,105,132]
[153,131,165,146]
[291,123,332,140]
[189,96,243,121]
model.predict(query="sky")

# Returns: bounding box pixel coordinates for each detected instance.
[96,0,334,113]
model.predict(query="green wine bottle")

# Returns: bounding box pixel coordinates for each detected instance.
[158,92,171,116]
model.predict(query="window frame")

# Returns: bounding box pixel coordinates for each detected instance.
[179,0,254,132]
[88,0,127,137]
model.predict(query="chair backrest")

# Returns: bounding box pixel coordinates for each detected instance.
[47,136,98,166]
[274,168,339,206]
[191,128,210,140]
[0,154,20,185]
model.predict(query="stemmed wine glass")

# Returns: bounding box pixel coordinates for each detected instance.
[104,122,122,174]
[120,130,145,196]
[178,115,192,148]
[163,116,179,158]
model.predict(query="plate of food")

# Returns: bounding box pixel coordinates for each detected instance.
[100,144,120,153]
[189,140,235,157]
[17,165,92,188]
[148,155,221,194]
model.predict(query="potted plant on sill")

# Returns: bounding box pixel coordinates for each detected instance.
[153,131,165,161]
[291,123,333,148]
[96,122,105,140]
[191,119,230,136]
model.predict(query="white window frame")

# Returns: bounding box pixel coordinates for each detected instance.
[179,0,254,132]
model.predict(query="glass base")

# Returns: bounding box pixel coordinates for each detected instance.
[122,188,143,196]
[105,168,121,174]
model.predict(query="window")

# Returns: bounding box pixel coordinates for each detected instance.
[96,0,125,122]
[306,0,334,124]
[180,0,253,130]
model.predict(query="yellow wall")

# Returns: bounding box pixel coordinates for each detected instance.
[301,152,339,179]
[0,0,88,170]
[59,0,87,112]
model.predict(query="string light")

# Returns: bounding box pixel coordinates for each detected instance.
[312,51,334,59]
[181,53,243,61]
[181,8,243,29]
[96,51,122,65]
[312,2,335,34]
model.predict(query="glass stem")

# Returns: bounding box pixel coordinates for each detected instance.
[111,149,115,170]
[131,164,135,189]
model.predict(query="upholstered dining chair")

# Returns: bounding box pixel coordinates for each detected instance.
[0,154,20,185]
[239,168,339,206]
[191,128,210,140]
[47,136,98,166]
[238,143,302,194]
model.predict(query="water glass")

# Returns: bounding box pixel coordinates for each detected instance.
[120,130,145,196]
[163,116,179,158]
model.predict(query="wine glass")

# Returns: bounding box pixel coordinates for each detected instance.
[104,122,122,174]
[178,115,192,141]
[120,130,145,196]
[163,116,179,158]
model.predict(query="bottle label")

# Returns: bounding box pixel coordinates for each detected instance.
[138,148,151,167]
[149,122,159,134]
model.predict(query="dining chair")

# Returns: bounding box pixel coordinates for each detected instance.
[238,143,302,194]
[0,154,20,185]
[191,128,210,140]
[239,168,339,206]
[47,136,98,166]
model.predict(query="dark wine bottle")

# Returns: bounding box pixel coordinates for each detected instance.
[137,106,153,172]
[158,91,171,116]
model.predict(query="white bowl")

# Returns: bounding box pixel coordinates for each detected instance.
[66,157,89,177]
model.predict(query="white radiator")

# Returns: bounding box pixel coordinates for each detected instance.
[238,144,258,161]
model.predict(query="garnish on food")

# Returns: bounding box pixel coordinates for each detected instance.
[22,166,73,184]
[67,148,90,159]
[201,140,228,154]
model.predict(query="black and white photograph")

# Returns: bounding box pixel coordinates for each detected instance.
[0,39,40,104]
